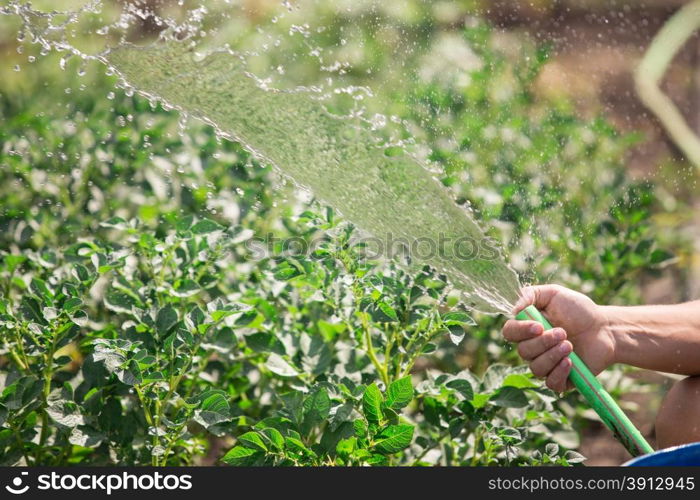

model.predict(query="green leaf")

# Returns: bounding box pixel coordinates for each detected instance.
[353,418,368,438]
[447,325,465,346]
[482,363,510,392]
[194,392,231,430]
[69,426,105,447]
[100,217,128,229]
[72,264,91,283]
[46,400,85,428]
[300,334,332,376]
[302,388,331,433]
[3,254,26,273]
[19,296,45,324]
[186,306,206,329]
[502,373,539,389]
[421,343,437,354]
[42,306,58,321]
[442,311,475,326]
[155,305,178,336]
[176,215,195,232]
[470,393,490,409]
[172,279,200,298]
[377,302,398,322]
[53,355,72,367]
[650,249,675,266]
[336,437,357,458]
[200,391,230,414]
[265,353,299,377]
[564,450,586,464]
[261,427,285,451]
[499,427,523,445]
[238,431,267,452]
[280,392,305,428]
[491,386,529,408]
[362,383,383,424]
[62,298,83,313]
[104,289,138,314]
[373,424,414,454]
[386,376,413,410]
[191,218,224,234]
[330,402,355,431]
[245,331,285,355]
[30,278,53,304]
[221,446,260,466]
[546,442,560,457]
[117,360,142,386]
[2,376,41,411]
[446,379,474,400]
[141,371,165,383]
[284,436,316,458]
[0,403,6,427]
[273,262,303,281]
[69,310,89,327]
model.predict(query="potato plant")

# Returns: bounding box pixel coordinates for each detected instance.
[0,208,591,465]
[0,12,681,466]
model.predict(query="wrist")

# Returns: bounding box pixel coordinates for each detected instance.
[598,305,627,366]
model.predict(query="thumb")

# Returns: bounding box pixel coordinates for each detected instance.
[512,284,563,316]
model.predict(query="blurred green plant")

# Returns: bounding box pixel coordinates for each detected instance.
[0,6,683,466]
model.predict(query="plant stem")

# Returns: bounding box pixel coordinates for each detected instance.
[135,386,154,427]
[13,326,31,371]
[9,421,32,466]
[37,323,59,464]
[401,317,441,378]
[361,313,388,386]
[470,425,483,466]
[411,426,452,466]
[134,385,159,466]
[160,415,191,466]
[8,348,28,372]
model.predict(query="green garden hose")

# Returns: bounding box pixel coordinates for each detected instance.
[515,305,654,457]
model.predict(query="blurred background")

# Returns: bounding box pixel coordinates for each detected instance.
[2,0,700,465]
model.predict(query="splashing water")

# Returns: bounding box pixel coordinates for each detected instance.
[5,1,521,315]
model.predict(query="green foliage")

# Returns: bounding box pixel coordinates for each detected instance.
[0,10,683,467]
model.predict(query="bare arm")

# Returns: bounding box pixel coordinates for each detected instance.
[502,285,700,392]
[603,302,700,375]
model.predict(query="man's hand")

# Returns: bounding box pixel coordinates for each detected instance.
[502,285,615,392]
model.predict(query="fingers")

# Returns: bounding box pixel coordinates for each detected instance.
[545,357,573,392]
[529,340,572,379]
[512,284,565,315]
[503,319,544,342]
[517,327,567,361]
[502,313,574,393]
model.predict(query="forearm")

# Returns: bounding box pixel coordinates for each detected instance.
[602,301,700,375]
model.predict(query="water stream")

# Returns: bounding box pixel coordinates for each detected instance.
[5,1,522,315]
